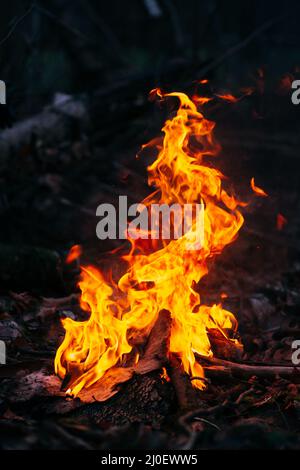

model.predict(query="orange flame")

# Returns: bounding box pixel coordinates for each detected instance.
[277,213,287,231]
[216,93,239,103]
[192,96,213,106]
[160,367,170,382]
[55,91,245,397]
[216,88,254,103]
[66,244,82,264]
[251,177,268,197]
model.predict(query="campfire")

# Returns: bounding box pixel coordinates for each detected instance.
[55,89,247,398]
[2,0,300,450]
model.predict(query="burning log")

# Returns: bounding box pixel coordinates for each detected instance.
[67,310,172,403]
[134,309,171,375]
[78,367,135,403]
[168,355,203,410]
[207,328,243,361]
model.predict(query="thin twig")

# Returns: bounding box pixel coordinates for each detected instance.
[235,385,256,404]
[194,417,221,431]
[199,356,300,378]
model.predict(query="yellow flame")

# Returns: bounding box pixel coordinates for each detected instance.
[55,90,244,396]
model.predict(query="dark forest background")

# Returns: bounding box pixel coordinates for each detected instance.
[1,0,300,119]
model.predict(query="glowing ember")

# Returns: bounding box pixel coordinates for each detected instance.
[160,367,170,382]
[251,177,268,197]
[215,93,239,103]
[66,244,82,264]
[55,90,245,397]
[277,213,287,231]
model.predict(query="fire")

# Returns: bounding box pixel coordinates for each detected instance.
[216,88,254,103]
[192,96,213,106]
[251,177,268,197]
[55,90,245,397]
[277,213,287,231]
[66,244,82,264]
[216,93,239,103]
[160,367,170,382]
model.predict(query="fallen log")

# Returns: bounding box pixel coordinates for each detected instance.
[0,59,208,167]
[0,94,88,168]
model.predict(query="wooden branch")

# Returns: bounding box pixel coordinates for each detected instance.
[169,355,202,410]
[134,309,171,375]
[198,356,300,379]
